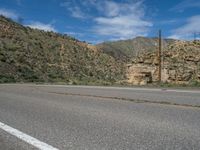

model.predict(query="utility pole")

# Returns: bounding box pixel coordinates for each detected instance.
[158,30,162,83]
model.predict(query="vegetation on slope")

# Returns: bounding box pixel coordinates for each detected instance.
[0,16,125,84]
[97,37,175,62]
[127,40,200,85]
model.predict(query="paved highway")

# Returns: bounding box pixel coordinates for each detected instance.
[0,84,200,150]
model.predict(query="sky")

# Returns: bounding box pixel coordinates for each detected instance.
[0,0,200,43]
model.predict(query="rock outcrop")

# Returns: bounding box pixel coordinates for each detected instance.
[126,40,200,85]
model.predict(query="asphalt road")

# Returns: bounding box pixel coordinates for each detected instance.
[0,84,200,150]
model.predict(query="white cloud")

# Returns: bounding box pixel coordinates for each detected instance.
[167,35,180,39]
[170,0,200,12]
[93,1,152,40]
[102,1,120,17]
[65,31,83,37]
[61,0,152,41]
[69,6,86,19]
[169,15,200,40]
[26,22,56,32]
[60,1,87,19]
[159,19,178,25]
[0,8,19,20]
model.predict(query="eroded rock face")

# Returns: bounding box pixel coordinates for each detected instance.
[126,64,154,85]
[126,40,200,85]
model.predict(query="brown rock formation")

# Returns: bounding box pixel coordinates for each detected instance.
[126,40,200,85]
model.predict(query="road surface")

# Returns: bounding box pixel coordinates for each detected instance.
[0,84,200,150]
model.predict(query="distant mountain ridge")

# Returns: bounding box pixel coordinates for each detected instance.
[97,35,200,85]
[97,37,176,61]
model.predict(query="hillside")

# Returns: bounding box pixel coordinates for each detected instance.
[0,16,199,86]
[97,35,200,85]
[0,16,125,84]
[127,40,200,85]
[97,37,175,62]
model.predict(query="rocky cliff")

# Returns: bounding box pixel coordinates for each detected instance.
[126,40,200,85]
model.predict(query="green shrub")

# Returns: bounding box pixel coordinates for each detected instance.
[0,75,16,83]
[189,80,200,87]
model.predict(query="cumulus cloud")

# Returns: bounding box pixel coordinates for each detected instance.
[168,15,200,39]
[170,0,200,12]
[60,1,88,19]
[65,31,83,37]
[26,22,56,32]
[61,0,152,40]
[69,6,86,19]
[93,1,152,40]
[100,1,120,17]
[0,8,19,20]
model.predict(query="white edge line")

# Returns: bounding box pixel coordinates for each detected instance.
[0,122,59,150]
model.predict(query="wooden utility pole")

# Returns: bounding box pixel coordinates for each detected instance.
[158,30,162,83]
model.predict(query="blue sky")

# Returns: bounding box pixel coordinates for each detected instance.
[0,0,200,43]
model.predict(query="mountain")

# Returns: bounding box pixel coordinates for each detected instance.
[0,16,125,84]
[0,16,199,86]
[97,35,199,85]
[97,37,175,62]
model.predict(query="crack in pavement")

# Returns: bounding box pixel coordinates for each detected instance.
[47,91,200,109]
